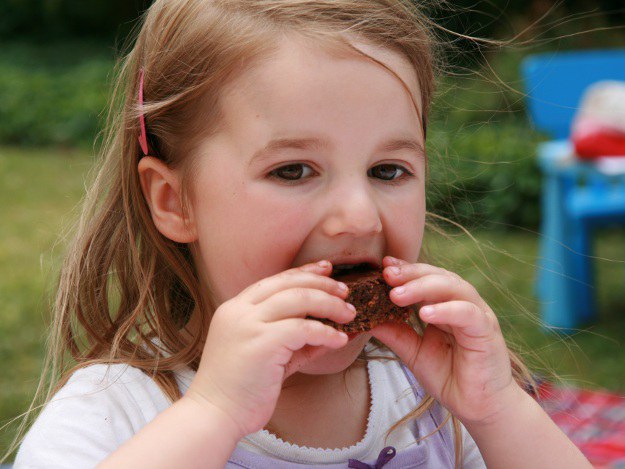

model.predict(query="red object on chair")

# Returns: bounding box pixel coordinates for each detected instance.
[573,118,625,159]
[571,81,625,159]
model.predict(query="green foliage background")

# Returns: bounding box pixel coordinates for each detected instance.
[0,42,110,147]
[0,0,149,40]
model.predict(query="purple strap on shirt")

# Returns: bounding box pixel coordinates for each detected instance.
[348,446,396,468]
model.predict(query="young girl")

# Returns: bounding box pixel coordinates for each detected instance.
[14,0,590,467]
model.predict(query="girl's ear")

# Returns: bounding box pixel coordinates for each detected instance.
[137,156,197,243]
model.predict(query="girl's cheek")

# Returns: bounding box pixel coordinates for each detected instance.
[382,197,425,261]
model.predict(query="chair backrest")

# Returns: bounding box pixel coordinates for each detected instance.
[521,49,625,140]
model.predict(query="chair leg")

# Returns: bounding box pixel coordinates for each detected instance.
[567,218,596,325]
[538,174,571,330]
[537,172,592,331]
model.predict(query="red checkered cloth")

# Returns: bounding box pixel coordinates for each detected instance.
[538,382,625,468]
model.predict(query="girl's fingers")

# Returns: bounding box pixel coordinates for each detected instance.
[383,261,457,287]
[283,344,337,379]
[383,255,410,267]
[389,273,482,308]
[258,288,357,324]
[274,318,349,360]
[276,318,350,378]
[241,262,347,305]
[419,300,499,342]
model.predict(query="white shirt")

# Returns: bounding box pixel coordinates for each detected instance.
[15,343,485,468]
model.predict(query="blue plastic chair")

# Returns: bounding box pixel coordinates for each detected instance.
[522,49,625,330]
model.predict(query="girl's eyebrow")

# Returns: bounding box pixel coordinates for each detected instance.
[251,137,328,164]
[250,135,425,164]
[380,137,425,158]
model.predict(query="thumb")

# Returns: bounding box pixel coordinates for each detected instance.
[370,322,423,370]
[283,345,330,380]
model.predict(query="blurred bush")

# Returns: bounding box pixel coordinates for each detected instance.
[427,123,543,230]
[3,0,623,49]
[424,48,544,230]
[0,0,149,41]
[0,43,111,147]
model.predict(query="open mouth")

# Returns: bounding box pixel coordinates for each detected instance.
[331,262,379,279]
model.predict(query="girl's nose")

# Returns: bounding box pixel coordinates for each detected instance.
[321,186,383,238]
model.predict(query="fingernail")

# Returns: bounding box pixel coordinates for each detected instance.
[317,260,331,268]
[393,286,406,296]
[347,303,356,312]
[389,266,401,276]
[421,306,435,319]
[387,256,400,265]
[337,282,348,292]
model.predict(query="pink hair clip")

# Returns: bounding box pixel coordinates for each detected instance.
[138,69,149,156]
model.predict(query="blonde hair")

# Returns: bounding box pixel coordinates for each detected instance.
[8,1,535,466]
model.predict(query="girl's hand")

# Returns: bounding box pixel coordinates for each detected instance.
[370,256,518,426]
[184,261,355,440]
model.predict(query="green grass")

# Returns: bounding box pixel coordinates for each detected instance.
[0,146,91,455]
[2,146,625,456]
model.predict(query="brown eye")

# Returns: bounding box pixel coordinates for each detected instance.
[368,164,407,181]
[269,164,314,181]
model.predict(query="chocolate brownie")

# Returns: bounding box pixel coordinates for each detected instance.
[317,267,414,333]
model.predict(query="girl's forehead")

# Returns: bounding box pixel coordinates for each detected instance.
[201,36,425,170]
[223,34,422,117]
[346,38,422,109]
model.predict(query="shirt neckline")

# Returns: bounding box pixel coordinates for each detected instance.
[239,343,384,462]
